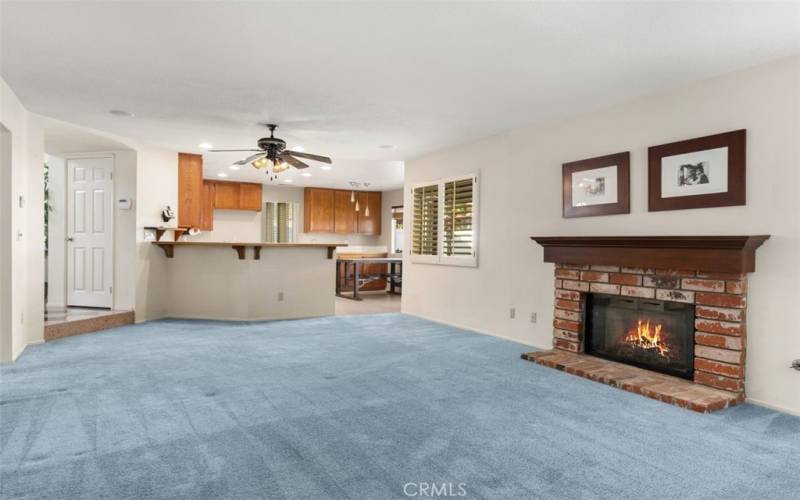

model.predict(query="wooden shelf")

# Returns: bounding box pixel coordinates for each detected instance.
[153,241,346,260]
[144,226,191,242]
[530,235,770,274]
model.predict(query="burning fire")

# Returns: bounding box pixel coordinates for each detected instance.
[623,319,671,357]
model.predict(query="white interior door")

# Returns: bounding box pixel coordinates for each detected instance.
[67,157,114,308]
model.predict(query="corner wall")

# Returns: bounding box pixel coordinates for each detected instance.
[402,56,800,414]
[1,78,45,360]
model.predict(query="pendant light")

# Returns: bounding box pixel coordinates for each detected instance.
[355,199,360,212]
[350,191,355,203]
[365,204,370,217]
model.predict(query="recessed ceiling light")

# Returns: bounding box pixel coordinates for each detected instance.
[301,172,312,177]
[320,165,332,171]
[379,144,394,149]
[109,109,134,117]
[198,142,213,150]
[283,179,294,183]
[292,146,305,152]
[229,165,240,170]
[217,172,228,178]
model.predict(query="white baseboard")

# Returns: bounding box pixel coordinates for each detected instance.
[404,312,544,349]
[745,397,800,417]
[12,339,45,361]
[406,313,800,417]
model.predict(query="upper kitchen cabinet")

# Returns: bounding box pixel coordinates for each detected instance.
[198,181,215,231]
[304,187,382,234]
[239,183,263,211]
[357,191,382,235]
[178,152,204,228]
[334,190,357,234]
[304,188,335,232]
[213,180,262,211]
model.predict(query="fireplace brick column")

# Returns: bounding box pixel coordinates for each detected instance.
[552,263,748,395]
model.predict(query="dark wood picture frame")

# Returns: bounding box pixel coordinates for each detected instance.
[648,129,746,212]
[562,152,630,218]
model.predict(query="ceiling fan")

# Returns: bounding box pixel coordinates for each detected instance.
[209,124,332,179]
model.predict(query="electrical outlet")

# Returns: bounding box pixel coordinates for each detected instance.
[509,307,516,319]
[278,292,284,301]
[530,312,537,323]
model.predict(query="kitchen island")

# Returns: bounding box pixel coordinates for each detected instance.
[153,241,346,321]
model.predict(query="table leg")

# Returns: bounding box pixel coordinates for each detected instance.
[389,262,396,294]
[335,260,341,295]
[353,261,362,301]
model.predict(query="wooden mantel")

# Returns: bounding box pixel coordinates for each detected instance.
[154,241,346,260]
[530,236,770,274]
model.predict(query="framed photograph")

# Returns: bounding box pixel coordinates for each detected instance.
[562,152,630,218]
[648,129,745,211]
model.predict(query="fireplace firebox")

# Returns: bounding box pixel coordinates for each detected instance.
[585,294,695,380]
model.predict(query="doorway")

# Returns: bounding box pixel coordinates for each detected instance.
[65,157,114,308]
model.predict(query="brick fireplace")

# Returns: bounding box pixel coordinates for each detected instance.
[525,236,769,412]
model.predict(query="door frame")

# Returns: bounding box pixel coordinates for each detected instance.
[64,154,115,309]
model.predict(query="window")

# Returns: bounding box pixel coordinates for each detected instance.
[264,202,298,242]
[390,205,404,254]
[410,174,478,267]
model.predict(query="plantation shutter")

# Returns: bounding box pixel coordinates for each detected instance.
[411,184,439,260]
[442,177,475,259]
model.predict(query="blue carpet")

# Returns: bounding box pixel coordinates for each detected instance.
[1,314,798,499]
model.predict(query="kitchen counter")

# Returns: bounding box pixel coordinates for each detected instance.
[153,241,347,321]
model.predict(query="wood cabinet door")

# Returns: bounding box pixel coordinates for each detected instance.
[177,152,203,228]
[357,191,382,235]
[239,183,263,211]
[198,181,215,230]
[304,188,334,232]
[334,190,357,233]
[214,181,241,209]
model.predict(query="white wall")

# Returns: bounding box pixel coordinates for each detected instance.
[45,154,66,307]
[134,147,178,322]
[0,78,45,361]
[403,57,800,414]
[193,184,385,248]
[45,151,137,311]
[380,188,404,253]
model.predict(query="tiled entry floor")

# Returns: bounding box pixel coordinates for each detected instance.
[44,307,134,340]
[335,293,401,315]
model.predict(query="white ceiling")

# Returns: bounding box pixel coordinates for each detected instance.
[3,1,799,189]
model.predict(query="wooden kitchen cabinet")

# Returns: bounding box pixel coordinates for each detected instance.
[334,190,357,234]
[357,191,382,235]
[304,187,382,234]
[178,153,203,228]
[304,188,335,232]
[198,181,215,231]
[239,183,263,211]
[214,181,241,209]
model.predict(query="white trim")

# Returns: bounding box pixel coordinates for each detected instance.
[65,154,115,308]
[11,339,45,362]
[408,172,479,267]
[404,311,540,349]
[745,397,800,417]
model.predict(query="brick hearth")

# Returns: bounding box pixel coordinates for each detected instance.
[521,350,743,412]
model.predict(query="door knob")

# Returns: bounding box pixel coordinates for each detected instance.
[67,237,74,242]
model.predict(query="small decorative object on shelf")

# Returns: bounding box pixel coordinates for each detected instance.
[161,205,175,223]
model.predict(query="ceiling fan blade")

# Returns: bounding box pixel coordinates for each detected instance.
[280,154,310,169]
[235,152,267,165]
[285,151,332,164]
[208,149,262,152]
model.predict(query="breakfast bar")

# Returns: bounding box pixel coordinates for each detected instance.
[154,241,346,321]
